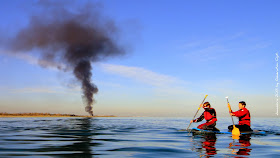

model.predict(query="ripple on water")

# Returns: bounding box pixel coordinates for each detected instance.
[0,117,279,157]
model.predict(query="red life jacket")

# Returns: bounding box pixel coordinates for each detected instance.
[204,108,217,122]
[194,108,217,123]
[232,107,251,126]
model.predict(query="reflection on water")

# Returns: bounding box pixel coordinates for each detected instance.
[190,134,253,158]
[190,134,217,157]
[229,134,252,157]
[202,135,217,156]
[45,118,95,157]
[0,118,98,157]
[0,117,279,157]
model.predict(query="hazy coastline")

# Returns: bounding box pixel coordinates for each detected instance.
[0,113,116,118]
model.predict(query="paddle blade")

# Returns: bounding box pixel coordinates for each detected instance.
[232,125,240,136]
[232,135,240,140]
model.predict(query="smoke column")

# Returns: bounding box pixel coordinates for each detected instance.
[3,2,124,116]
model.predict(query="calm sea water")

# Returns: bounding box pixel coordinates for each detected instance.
[0,117,279,158]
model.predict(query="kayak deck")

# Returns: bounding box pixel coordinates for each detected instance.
[186,127,266,135]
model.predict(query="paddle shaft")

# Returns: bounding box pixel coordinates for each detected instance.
[227,98,235,125]
[186,95,208,130]
[227,98,241,136]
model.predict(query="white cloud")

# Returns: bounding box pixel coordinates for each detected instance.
[99,63,185,87]
[5,86,80,94]
[9,87,58,94]
[179,32,244,50]
[185,45,230,61]
[0,50,66,70]
[181,32,271,62]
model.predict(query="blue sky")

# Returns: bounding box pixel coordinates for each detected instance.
[0,0,279,117]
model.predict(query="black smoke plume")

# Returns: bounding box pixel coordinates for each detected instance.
[3,2,124,116]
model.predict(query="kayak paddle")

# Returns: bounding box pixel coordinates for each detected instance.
[226,96,240,136]
[186,94,208,133]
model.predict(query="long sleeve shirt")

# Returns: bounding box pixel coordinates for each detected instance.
[232,107,251,126]
[193,108,217,123]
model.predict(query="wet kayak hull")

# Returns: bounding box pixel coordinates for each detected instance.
[186,127,266,135]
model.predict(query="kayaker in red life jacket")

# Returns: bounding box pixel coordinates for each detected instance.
[190,102,219,131]
[228,101,252,132]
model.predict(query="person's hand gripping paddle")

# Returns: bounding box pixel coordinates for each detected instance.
[186,95,208,135]
[226,96,240,137]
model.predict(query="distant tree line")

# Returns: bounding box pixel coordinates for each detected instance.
[0,112,77,116]
[0,112,115,117]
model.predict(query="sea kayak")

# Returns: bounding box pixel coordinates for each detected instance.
[186,127,266,135]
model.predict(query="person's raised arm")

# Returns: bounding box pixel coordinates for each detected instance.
[192,112,204,123]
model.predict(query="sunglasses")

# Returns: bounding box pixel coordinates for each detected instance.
[203,104,210,107]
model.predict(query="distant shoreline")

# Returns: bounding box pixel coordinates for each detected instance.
[0,113,116,118]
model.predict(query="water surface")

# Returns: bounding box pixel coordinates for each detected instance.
[0,117,279,157]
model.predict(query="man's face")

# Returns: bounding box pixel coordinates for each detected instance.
[238,103,244,109]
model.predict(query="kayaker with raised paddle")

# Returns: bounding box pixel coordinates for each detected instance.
[190,102,219,131]
[228,101,252,132]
